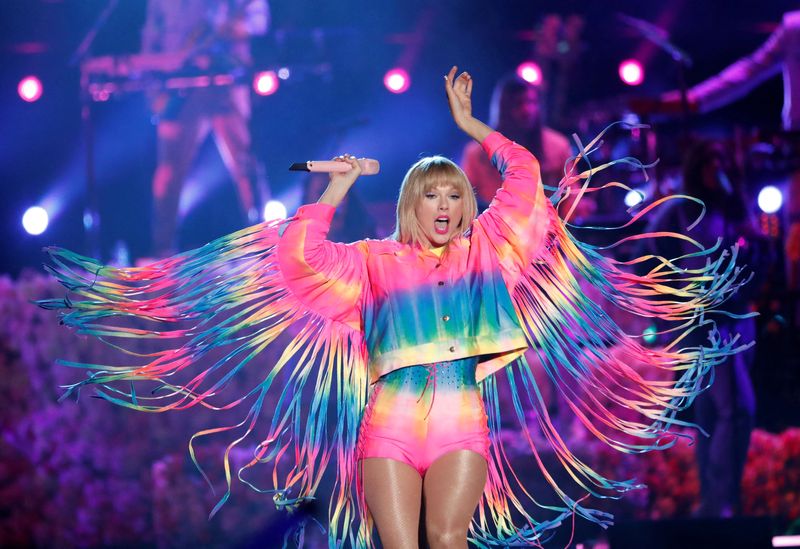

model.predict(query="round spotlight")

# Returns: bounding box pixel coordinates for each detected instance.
[83,210,98,230]
[758,185,783,214]
[277,67,291,80]
[263,200,287,222]
[624,188,645,208]
[253,71,279,96]
[384,68,410,94]
[618,59,644,86]
[18,75,43,102]
[515,61,542,85]
[22,206,49,235]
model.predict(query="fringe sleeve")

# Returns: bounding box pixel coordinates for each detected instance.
[470,124,754,546]
[38,211,374,546]
[474,131,552,274]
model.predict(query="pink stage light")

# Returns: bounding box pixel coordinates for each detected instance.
[18,76,43,102]
[516,61,542,85]
[384,68,410,94]
[253,71,279,96]
[773,535,800,547]
[618,59,644,86]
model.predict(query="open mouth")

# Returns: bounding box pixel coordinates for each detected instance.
[434,216,450,235]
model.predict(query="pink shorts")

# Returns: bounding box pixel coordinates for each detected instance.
[357,358,490,476]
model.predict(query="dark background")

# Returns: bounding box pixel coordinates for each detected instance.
[0,0,793,274]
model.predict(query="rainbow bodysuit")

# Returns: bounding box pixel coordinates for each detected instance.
[357,357,489,474]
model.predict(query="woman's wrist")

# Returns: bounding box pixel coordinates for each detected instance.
[459,118,492,144]
[318,182,352,208]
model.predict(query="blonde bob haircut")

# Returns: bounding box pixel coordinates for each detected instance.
[393,156,478,247]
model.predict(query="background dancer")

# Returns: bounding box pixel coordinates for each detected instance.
[142,0,269,256]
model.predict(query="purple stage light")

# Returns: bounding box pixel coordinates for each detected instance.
[515,61,542,85]
[384,68,410,94]
[758,185,783,214]
[618,59,644,86]
[253,71,279,96]
[18,76,43,102]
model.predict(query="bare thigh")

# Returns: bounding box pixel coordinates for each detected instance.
[423,450,487,549]
[361,457,423,549]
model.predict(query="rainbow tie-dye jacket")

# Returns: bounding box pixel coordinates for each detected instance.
[41,128,752,547]
[278,132,549,383]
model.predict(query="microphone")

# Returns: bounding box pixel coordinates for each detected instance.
[289,158,380,175]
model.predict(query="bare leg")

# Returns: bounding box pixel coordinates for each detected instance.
[423,450,487,549]
[212,110,256,221]
[361,457,423,549]
[152,114,206,256]
[787,168,800,293]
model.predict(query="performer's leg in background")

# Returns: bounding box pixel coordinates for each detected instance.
[212,86,258,224]
[786,168,800,326]
[726,319,757,513]
[695,319,756,517]
[151,107,206,257]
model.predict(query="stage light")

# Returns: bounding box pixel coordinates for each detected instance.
[384,68,410,94]
[277,67,290,80]
[18,75,43,102]
[515,61,542,85]
[83,210,97,230]
[773,535,800,547]
[263,200,287,222]
[619,59,644,86]
[624,188,645,207]
[253,71,279,96]
[22,206,49,235]
[758,185,783,214]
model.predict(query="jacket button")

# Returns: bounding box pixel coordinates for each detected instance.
[442,315,450,322]
[449,346,455,352]
[438,281,445,286]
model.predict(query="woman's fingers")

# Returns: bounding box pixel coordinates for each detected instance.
[444,66,458,97]
[329,154,362,179]
[447,65,458,84]
[445,65,476,130]
[321,154,360,205]
[450,70,471,102]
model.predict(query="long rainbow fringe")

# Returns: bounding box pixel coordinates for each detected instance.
[39,221,374,546]
[468,124,752,546]
[39,124,753,547]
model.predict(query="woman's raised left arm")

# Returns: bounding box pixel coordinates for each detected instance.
[444,66,492,144]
